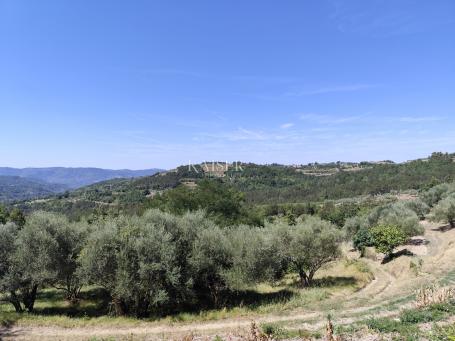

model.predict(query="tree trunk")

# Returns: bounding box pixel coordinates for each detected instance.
[308,270,315,286]
[450,220,454,228]
[9,291,23,313]
[299,270,310,288]
[112,297,127,316]
[23,284,38,312]
[209,283,221,308]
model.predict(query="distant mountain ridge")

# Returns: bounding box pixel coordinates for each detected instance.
[0,176,68,202]
[0,167,164,189]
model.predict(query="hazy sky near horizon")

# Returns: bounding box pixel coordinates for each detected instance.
[1,0,454,169]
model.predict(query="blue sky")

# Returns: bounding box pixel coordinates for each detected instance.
[0,0,454,169]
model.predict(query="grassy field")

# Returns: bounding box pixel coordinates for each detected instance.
[0,259,372,329]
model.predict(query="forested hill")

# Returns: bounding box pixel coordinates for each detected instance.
[0,167,163,189]
[0,176,68,202]
[17,152,455,218]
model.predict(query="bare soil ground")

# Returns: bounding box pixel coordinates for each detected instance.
[2,220,455,340]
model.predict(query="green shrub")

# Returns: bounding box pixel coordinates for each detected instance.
[366,317,408,333]
[370,225,407,256]
[430,194,455,228]
[400,307,444,324]
[353,228,374,256]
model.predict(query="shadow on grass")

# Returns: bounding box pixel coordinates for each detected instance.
[431,224,453,233]
[0,326,22,340]
[406,237,429,246]
[311,276,357,288]
[33,287,111,318]
[1,274,362,321]
[382,248,414,264]
[0,311,21,328]
[181,288,297,315]
[0,310,23,339]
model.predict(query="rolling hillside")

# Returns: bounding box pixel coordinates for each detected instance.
[0,176,68,202]
[0,167,163,189]
[16,152,455,217]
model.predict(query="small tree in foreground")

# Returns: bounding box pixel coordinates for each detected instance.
[0,222,23,312]
[370,225,407,257]
[279,216,343,287]
[430,195,455,228]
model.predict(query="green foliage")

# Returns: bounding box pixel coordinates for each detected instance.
[267,216,343,287]
[370,225,407,256]
[8,208,26,227]
[0,212,88,312]
[0,222,19,294]
[399,303,452,324]
[344,215,368,240]
[23,212,88,300]
[0,176,67,202]
[364,300,455,334]
[0,205,8,224]
[148,180,260,226]
[235,154,455,205]
[363,301,455,339]
[19,154,455,219]
[430,194,455,228]
[421,182,455,207]
[318,201,360,227]
[78,211,196,316]
[367,202,423,237]
[365,317,419,335]
[353,228,374,256]
[189,226,234,306]
[261,323,288,338]
[403,199,430,220]
[78,210,268,316]
[0,206,26,227]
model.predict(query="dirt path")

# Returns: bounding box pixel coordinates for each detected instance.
[2,221,455,340]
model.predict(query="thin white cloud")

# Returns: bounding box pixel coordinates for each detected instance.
[200,128,268,142]
[143,68,205,78]
[280,123,294,129]
[286,84,379,97]
[398,116,446,123]
[329,0,455,38]
[300,113,367,124]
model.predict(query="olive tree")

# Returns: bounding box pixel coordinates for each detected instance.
[403,199,430,220]
[430,194,455,228]
[2,211,87,311]
[189,226,234,307]
[79,217,179,316]
[367,203,423,237]
[421,183,455,207]
[78,210,213,316]
[248,225,290,283]
[274,216,343,287]
[343,215,368,240]
[0,222,24,312]
[18,212,87,301]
